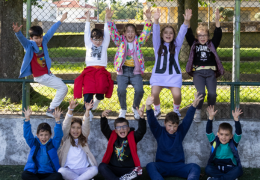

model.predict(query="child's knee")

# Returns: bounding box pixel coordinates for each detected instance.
[134,87,144,96]
[146,162,156,171]
[117,86,127,95]
[58,167,66,174]
[98,163,107,173]
[91,166,98,175]
[191,163,201,173]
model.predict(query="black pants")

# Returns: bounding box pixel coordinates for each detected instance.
[205,164,243,180]
[83,93,104,109]
[98,163,141,180]
[22,170,63,180]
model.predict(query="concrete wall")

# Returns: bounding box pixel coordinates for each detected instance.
[0,115,258,168]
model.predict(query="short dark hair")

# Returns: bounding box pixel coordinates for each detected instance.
[114,117,129,128]
[91,28,103,39]
[218,122,233,134]
[37,123,52,135]
[29,26,43,38]
[165,112,179,125]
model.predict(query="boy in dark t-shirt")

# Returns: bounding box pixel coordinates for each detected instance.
[98,107,146,180]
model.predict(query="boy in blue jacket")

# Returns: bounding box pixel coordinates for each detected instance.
[21,107,63,180]
[146,93,203,180]
[205,106,243,180]
[12,13,68,118]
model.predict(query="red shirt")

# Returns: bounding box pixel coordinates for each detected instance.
[31,45,48,77]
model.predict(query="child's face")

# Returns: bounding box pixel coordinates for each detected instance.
[162,27,175,43]
[217,129,233,144]
[197,30,209,45]
[30,35,43,46]
[91,37,103,47]
[115,122,130,138]
[70,122,82,139]
[123,26,136,43]
[164,121,178,134]
[37,130,51,144]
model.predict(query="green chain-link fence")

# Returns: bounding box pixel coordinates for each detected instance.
[1,0,260,119]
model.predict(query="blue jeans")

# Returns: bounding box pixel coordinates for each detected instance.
[205,164,243,180]
[146,162,200,180]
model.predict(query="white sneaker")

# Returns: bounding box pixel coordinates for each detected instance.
[193,110,201,122]
[206,111,215,121]
[174,110,182,120]
[89,111,93,121]
[92,98,100,110]
[154,109,161,120]
[132,107,140,120]
[119,109,127,118]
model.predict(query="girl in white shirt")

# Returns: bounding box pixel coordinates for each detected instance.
[58,98,98,180]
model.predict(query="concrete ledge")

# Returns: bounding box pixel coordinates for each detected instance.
[0,115,258,168]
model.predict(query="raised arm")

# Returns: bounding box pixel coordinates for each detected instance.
[82,100,94,138]
[137,8,152,46]
[44,12,67,42]
[52,107,64,149]
[179,92,203,140]
[106,8,122,47]
[134,105,147,142]
[211,8,222,49]
[100,110,112,140]
[206,106,218,144]
[102,12,111,48]
[232,108,243,145]
[22,107,35,148]
[153,8,161,52]
[146,96,162,138]
[13,23,31,49]
[84,11,92,48]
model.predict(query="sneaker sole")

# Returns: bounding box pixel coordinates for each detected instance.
[46,112,54,118]
[155,112,161,120]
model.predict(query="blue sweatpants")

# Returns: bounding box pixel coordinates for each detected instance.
[146,162,200,180]
[205,164,243,180]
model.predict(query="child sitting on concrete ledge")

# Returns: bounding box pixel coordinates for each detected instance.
[21,107,63,180]
[145,92,203,180]
[98,105,146,180]
[205,106,243,180]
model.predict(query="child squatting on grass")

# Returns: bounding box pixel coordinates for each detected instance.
[150,8,191,120]
[58,98,98,180]
[185,8,225,122]
[74,11,114,120]
[98,105,147,180]
[21,107,63,180]
[145,92,203,180]
[106,7,152,120]
[205,106,243,180]
[13,13,69,118]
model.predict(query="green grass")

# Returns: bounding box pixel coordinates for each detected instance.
[49,47,260,58]
[0,166,260,180]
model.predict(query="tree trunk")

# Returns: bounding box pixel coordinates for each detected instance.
[179,0,198,63]
[0,0,24,102]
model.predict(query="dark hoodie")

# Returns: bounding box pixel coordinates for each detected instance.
[100,116,146,168]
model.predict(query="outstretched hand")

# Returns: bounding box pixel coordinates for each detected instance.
[183,9,192,26]
[106,7,114,21]
[146,95,154,110]
[232,107,243,121]
[136,104,145,119]
[153,8,161,24]
[207,105,218,120]
[102,110,111,118]
[192,92,204,108]
[85,100,94,111]
[144,7,152,21]
[60,12,68,22]
[69,97,79,110]
[85,11,90,22]
[22,106,32,121]
[53,107,63,122]
[215,8,220,22]
[12,22,23,33]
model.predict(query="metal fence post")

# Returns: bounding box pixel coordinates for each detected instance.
[25,0,32,109]
[232,0,241,112]
[22,81,27,117]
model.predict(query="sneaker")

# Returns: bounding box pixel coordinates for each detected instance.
[119,167,142,180]
[132,107,140,120]
[89,111,93,121]
[119,109,127,118]
[46,108,55,118]
[207,178,212,180]
[92,98,100,110]
[193,110,201,122]
[206,111,215,121]
[174,110,182,121]
[154,109,161,120]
